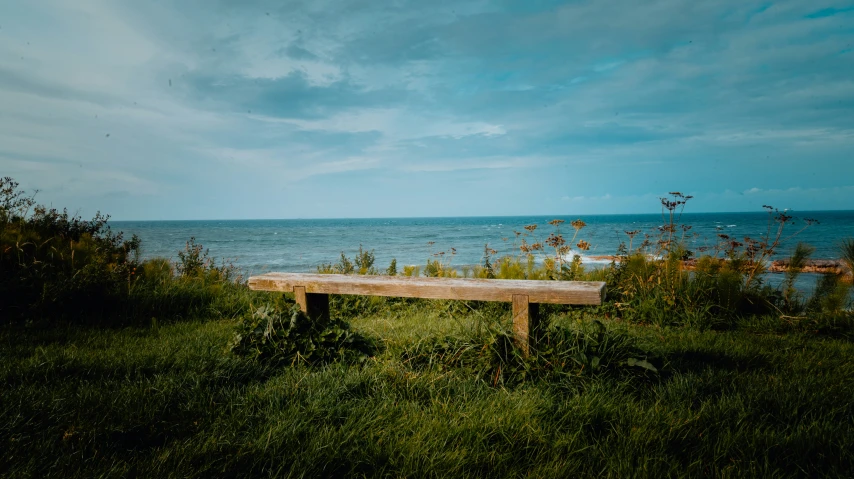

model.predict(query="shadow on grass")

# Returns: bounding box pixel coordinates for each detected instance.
[666,349,771,374]
[1,355,284,388]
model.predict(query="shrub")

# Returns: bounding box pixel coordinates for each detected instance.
[400,319,658,388]
[139,257,174,285]
[229,300,376,365]
[176,237,210,277]
[0,177,254,325]
[424,258,457,277]
[0,177,142,322]
[604,194,823,329]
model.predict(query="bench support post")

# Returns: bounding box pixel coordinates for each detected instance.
[293,286,330,321]
[512,294,540,357]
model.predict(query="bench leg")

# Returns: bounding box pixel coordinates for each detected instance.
[512,294,540,357]
[293,286,330,321]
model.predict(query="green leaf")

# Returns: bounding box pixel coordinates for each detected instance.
[626,357,658,372]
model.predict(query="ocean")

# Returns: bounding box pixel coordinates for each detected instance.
[113,210,854,291]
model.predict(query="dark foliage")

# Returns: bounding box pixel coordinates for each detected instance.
[0,177,252,325]
[229,299,376,365]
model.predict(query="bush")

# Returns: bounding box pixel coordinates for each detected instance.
[229,300,376,365]
[603,195,832,330]
[400,319,658,388]
[0,177,141,322]
[0,177,254,325]
[317,245,377,275]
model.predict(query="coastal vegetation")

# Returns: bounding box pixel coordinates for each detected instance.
[2,177,853,477]
[0,177,258,325]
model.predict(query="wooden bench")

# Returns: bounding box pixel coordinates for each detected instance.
[248,273,606,355]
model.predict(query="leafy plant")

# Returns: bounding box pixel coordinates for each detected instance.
[0,178,143,322]
[400,319,658,388]
[317,245,377,275]
[229,300,376,365]
[353,244,377,275]
[177,237,212,277]
[481,243,496,279]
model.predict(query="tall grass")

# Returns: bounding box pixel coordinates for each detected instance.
[1,176,260,324]
[841,238,854,280]
[3,176,854,476]
[315,212,851,336]
[2,315,853,477]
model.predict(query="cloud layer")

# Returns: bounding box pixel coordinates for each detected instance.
[1,0,852,219]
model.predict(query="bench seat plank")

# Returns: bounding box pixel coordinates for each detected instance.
[249,273,605,305]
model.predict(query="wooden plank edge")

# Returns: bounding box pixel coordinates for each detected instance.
[249,279,606,306]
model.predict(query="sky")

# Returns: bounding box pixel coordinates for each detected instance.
[1,0,853,220]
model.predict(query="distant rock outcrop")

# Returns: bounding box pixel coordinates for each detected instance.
[768,259,845,275]
[589,255,850,278]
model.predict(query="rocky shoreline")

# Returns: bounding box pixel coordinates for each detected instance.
[768,259,845,275]
[588,256,850,276]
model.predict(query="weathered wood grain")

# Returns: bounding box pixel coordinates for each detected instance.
[294,286,329,321]
[253,273,605,358]
[512,294,540,356]
[249,273,606,305]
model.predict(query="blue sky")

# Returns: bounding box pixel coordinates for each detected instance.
[1,0,853,220]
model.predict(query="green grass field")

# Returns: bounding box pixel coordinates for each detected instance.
[3,308,853,478]
[3,181,853,477]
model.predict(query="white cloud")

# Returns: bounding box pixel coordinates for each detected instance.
[562,193,613,202]
[201,147,381,181]
[259,108,506,141]
[400,155,546,172]
[1,0,852,218]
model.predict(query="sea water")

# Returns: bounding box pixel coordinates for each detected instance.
[113,211,854,292]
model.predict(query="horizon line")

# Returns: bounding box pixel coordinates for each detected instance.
[108,208,854,223]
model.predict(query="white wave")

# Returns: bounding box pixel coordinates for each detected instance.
[551,250,613,265]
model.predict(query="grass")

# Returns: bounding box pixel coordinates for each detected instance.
[3,179,853,476]
[3,308,853,478]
